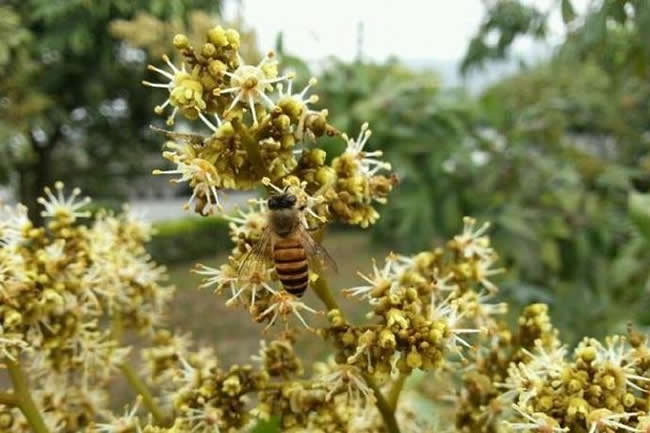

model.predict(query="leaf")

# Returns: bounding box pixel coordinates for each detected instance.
[251,418,280,433]
[561,0,576,24]
[541,240,561,271]
[629,192,650,242]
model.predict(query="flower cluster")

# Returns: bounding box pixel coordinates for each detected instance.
[0,183,172,432]
[412,301,650,433]
[3,18,648,433]
[146,26,396,224]
[495,330,650,433]
[321,217,506,383]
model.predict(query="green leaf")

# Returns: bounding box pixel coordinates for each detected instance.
[251,418,280,433]
[561,0,576,24]
[629,192,650,242]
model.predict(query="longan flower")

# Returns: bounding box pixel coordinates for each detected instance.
[474,255,505,293]
[504,404,568,432]
[252,338,303,377]
[329,123,396,227]
[94,397,142,433]
[0,203,31,247]
[317,364,375,406]
[37,181,91,222]
[143,55,206,125]
[219,52,291,126]
[497,361,546,405]
[0,325,29,360]
[586,409,641,433]
[520,339,567,378]
[344,256,399,300]
[276,77,321,140]
[452,216,493,260]
[430,295,484,353]
[153,157,222,215]
[257,288,320,331]
[589,336,650,393]
[223,199,268,243]
[194,262,274,307]
[75,330,132,389]
[341,123,392,177]
[178,406,225,433]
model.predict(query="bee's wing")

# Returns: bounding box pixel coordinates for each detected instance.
[297,224,338,273]
[150,125,206,146]
[237,226,274,280]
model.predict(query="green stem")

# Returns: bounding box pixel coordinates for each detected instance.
[364,373,401,433]
[5,358,50,433]
[110,312,169,426]
[120,363,169,426]
[311,268,401,433]
[232,118,266,178]
[387,373,407,411]
[312,262,340,312]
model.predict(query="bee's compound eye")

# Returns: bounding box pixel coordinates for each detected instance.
[268,197,279,209]
[287,195,297,206]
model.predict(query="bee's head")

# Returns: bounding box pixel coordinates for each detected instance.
[268,193,297,210]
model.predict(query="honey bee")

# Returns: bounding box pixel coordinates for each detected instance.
[150,125,210,147]
[238,193,337,297]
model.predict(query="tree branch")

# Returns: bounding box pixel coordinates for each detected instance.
[120,363,170,426]
[311,267,402,433]
[5,358,50,433]
[387,373,407,411]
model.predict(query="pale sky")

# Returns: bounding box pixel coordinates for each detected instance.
[223,0,589,63]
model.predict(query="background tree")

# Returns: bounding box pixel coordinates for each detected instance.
[307,1,650,341]
[0,0,222,222]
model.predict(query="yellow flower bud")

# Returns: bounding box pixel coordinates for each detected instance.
[225,28,240,47]
[386,308,409,329]
[173,33,190,49]
[4,309,22,328]
[379,329,396,349]
[208,59,227,78]
[342,331,356,346]
[222,375,242,396]
[358,330,376,347]
[623,393,636,407]
[406,349,423,369]
[41,288,64,307]
[207,26,228,47]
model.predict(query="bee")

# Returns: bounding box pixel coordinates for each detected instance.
[238,193,337,297]
[149,125,210,147]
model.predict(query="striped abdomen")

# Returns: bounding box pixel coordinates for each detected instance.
[273,237,309,297]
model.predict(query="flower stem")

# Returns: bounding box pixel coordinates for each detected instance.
[364,373,401,433]
[110,312,170,426]
[311,268,401,433]
[232,118,266,178]
[311,262,340,312]
[120,363,169,426]
[5,357,50,433]
[387,373,407,411]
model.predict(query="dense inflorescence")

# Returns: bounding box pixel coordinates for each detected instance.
[145,25,396,225]
[0,182,172,432]
[2,22,650,433]
[321,217,507,382]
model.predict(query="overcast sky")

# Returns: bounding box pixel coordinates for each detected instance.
[222,0,589,63]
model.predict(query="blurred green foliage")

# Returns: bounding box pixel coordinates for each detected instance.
[302,1,650,341]
[0,0,221,222]
[148,217,229,264]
